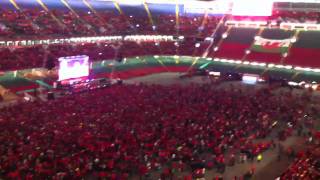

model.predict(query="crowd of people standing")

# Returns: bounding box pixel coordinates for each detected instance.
[0,82,312,179]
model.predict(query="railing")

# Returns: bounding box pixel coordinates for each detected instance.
[225,21,320,31]
[0,35,179,48]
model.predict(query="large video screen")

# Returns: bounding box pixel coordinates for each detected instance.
[58,55,89,81]
[232,0,273,16]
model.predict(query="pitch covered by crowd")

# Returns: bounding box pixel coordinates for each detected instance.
[280,146,320,179]
[0,82,313,179]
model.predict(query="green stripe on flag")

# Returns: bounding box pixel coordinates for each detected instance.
[251,44,289,54]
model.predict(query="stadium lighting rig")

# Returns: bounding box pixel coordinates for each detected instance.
[97,0,320,17]
[9,0,20,10]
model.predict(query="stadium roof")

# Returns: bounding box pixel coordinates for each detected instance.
[97,0,320,4]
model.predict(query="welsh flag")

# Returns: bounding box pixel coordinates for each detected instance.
[251,36,292,54]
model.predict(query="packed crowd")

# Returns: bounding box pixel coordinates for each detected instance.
[0,4,319,180]
[2,8,320,73]
[0,8,219,39]
[0,7,219,71]
[0,83,309,179]
[0,47,45,71]
[230,11,320,24]
[0,39,210,71]
[272,11,320,24]
[280,146,320,179]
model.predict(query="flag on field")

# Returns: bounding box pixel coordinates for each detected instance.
[251,36,292,54]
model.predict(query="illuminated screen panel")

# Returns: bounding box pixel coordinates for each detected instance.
[232,0,273,16]
[242,74,258,84]
[58,55,89,81]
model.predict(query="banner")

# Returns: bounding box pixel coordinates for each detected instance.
[251,36,292,54]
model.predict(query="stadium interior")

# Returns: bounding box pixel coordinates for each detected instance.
[0,0,320,179]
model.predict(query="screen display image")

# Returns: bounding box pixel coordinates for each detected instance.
[242,74,259,84]
[232,0,274,16]
[58,55,90,81]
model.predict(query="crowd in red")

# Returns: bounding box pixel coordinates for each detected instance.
[2,8,320,72]
[0,8,126,38]
[0,6,319,180]
[0,8,219,71]
[272,11,320,24]
[0,83,309,179]
[0,39,211,71]
[230,11,320,24]
[280,147,320,179]
[0,8,219,39]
